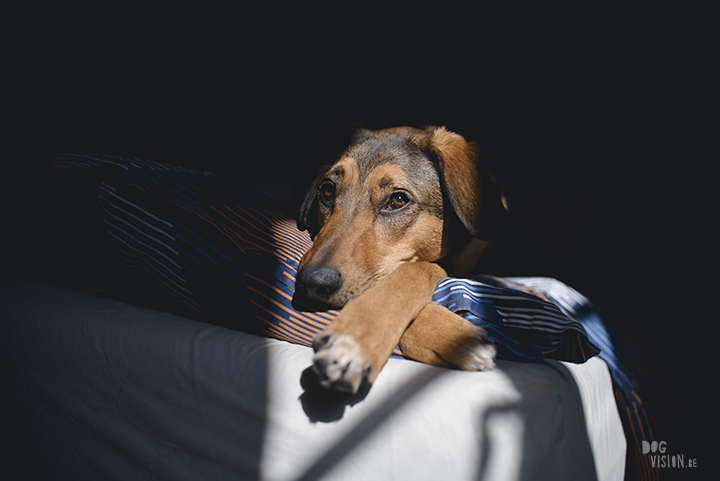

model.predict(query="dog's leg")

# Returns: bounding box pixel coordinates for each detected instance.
[312,262,446,393]
[399,303,496,371]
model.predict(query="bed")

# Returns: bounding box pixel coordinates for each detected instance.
[0,154,627,480]
[0,278,624,481]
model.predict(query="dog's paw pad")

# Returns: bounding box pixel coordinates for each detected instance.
[312,333,371,393]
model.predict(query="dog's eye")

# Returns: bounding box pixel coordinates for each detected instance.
[319,182,335,205]
[385,192,410,211]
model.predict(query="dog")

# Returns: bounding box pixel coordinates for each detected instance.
[293,126,508,393]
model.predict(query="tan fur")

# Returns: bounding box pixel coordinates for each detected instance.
[316,262,447,387]
[399,303,495,370]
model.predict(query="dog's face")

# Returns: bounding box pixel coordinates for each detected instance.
[294,126,507,310]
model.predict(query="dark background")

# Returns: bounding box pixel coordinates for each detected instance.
[3,6,709,479]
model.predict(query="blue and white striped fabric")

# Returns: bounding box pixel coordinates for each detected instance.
[432,275,600,363]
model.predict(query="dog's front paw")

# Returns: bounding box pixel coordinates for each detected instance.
[312,332,372,394]
[447,327,497,371]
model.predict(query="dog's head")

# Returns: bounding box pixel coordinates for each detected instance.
[293,126,507,310]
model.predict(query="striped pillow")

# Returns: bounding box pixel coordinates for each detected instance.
[51,154,338,345]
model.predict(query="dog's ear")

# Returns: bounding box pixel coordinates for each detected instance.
[297,165,330,239]
[426,126,507,241]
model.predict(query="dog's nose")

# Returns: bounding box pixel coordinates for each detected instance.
[296,266,342,303]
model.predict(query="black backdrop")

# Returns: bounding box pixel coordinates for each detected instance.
[3,9,708,479]
[5,32,682,337]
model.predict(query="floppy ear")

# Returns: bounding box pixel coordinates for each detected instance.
[426,126,508,241]
[297,165,330,239]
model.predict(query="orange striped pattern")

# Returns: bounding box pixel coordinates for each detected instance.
[180,201,340,348]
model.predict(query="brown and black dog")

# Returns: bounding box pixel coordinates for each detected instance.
[293,126,508,393]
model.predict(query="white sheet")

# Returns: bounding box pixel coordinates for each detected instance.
[261,341,625,481]
[0,278,625,480]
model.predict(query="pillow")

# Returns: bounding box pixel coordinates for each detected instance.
[50,154,599,363]
[51,153,338,346]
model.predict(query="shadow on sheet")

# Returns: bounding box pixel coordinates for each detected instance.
[295,357,602,481]
[0,278,271,481]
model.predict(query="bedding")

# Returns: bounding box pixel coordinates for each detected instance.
[0,154,639,479]
[45,157,653,466]
[0,278,625,481]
